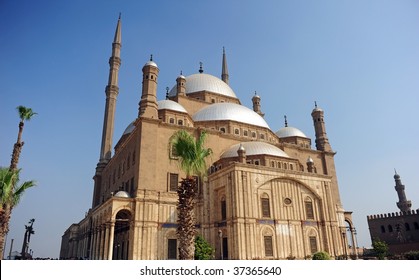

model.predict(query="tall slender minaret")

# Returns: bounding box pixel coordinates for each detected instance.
[221,47,229,85]
[138,55,159,119]
[99,15,122,163]
[93,15,121,208]
[394,171,412,212]
[311,102,332,152]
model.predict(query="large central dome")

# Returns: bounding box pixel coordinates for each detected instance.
[169,73,237,98]
[193,103,270,129]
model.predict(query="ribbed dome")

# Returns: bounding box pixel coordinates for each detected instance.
[276,126,307,138]
[193,103,270,129]
[169,73,237,98]
[221,141,289,158]
[157,100,187,113]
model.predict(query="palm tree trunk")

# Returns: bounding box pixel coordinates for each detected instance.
[0,204,12,260]
[177,177,197,260]
[10,121,25,171]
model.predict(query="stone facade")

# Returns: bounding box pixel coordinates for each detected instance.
[60,17,355,260]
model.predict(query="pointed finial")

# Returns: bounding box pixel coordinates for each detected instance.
[150,54,153,61]
[180,70,183,75]
[118,12,121,20]
[166,87,169,100]
[284,115,288,127]
[394,168,398,175]
[199,62,203,73]
[314,101,317,108]
[223,46,225,54]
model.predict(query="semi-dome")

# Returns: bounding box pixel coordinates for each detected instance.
[193,103,270,129]
[122,121,136,136]
[157,100,187,113]
[168,73,237,98]
[276,126,307,138]
[114,191,131,198]
[221,141,289,159]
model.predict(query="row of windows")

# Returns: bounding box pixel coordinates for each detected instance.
[168,235,317,259]
[107,150,136,190]
[219,127,266,140]
[380,222,419,233]
[270,161,295,171]
[218,195,314,220]
[168,173,201,193]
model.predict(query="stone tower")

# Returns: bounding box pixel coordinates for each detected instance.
[394,171,412,212]
[311,102,332,152]
[252,91,264,117]
[93,15,122,208]
[138,55,159,119]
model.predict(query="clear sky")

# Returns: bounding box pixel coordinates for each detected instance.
[1,0,418,259]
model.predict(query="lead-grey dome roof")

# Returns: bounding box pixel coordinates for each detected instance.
[221,141,289,158]
[122,121,136,136]
[193,103,270,129]
[157,100,187,113]
[169,73,237,98]
[114,191,131,198]
[276,126,307,138]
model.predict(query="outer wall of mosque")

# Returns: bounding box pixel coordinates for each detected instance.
[60,18,356,260]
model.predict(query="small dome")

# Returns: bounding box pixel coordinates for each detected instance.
[168,73,237,98]
[193,103,270,129]
[221,141,289,159]
[157,100,187,113]
[177,74,186,80]
[144,60,158,68]
[307,157,314,163]
[276,126,307,138]
[122,121,136,136]
[114,191,130,198]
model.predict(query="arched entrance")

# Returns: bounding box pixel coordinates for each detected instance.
[112,209,131,260]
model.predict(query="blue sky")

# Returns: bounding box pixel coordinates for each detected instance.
[1,0,418,258]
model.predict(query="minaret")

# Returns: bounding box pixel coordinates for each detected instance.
[99,15,122,163]
[176,71,186,96]
[221,47,229,85]
[311,102,332,152]
[394,171,412,212]
[138,55,159,119]
[93,15,121,208]
[252,91,264,117]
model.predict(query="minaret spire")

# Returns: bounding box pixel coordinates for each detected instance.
[221,47,229,84]
[100,15,122,162]
[394,171,412,212]
[93,16,122,208]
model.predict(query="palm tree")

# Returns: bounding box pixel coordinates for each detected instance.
[170,130,212,260]
[0,167,36,259]
[10,106,37,171]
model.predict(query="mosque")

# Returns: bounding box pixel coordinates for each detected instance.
[60,17,356,260]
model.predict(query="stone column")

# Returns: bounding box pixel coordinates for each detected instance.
[108,222,115,260]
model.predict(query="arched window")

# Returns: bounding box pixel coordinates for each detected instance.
[244,130,248,137]
[169,118,175,124]
[234,128,240,135]
[388,225,393,232]
[251,131,256,138]
[381,225,386,233]
[221,196,226,221]
[264,235,273,257]
[220,127,226,133]
[261,194,271,218]
[260,134,265,139]
[309,236,317,254]
[305,198,314,220]
[177,120,183,126]
[271,161,275,168]
[405,223,411,231]
[414,222,419,230]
